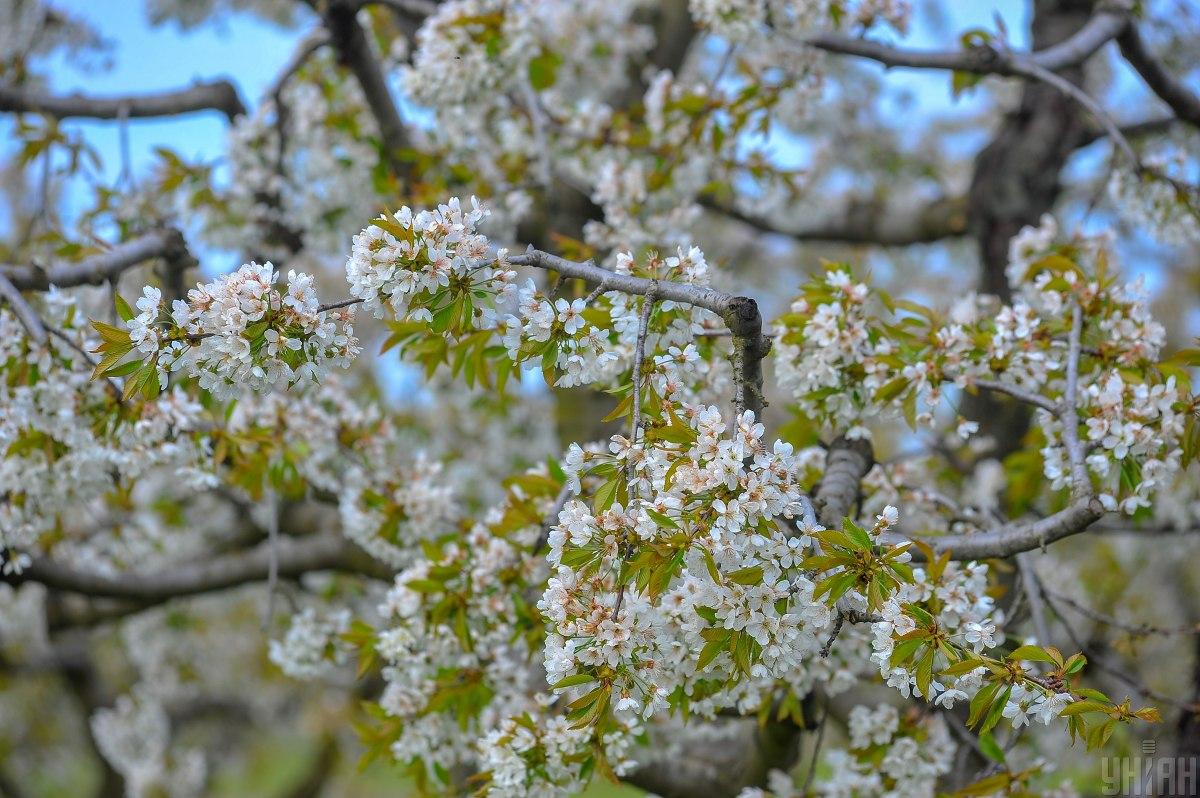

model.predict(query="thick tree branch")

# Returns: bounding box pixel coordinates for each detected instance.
[0,80,246,122]
[805,7,1129,76]
[704,193,969,246]
[814,435,874,528]
[1,229,191,290]
[319,0,411,174]
[813,435,880,626]
[4,534,389,602]
[1117,24,1200,129]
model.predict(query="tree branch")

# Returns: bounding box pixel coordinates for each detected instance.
[4,534,389,602]
[320,0,411,174]
[1,229,190,290]
[262,29,331,105]
[969,379,1058,414]
[507,248,770,416]
[1117,24,1200,129]
[0,273,47,342]
[1060,302,1091,496]
[704,192,970,246]
[883,497,1107,561]
[0,80,246,122]
[814,435,874,528]
[1040,584,1200,637]
[805,7,1129,76]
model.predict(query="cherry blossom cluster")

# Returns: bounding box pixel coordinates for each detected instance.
[359,467,604,789]
[90,689,207,798]
[500,247,720,389]
[1005,218,1189,512]
[477,715,636,798]
[1,294,214,573]
[542,403,833,723]
[861,553,1098,746]
[348,205,730,396]
[123,261,358,399]
[201,66,381,259]
[345,196,505,321]
[268,606,353,680]
[1108,148,1200,247]
[775,222,1196,514]
[774,267,883,437]
[339,454,460,569]
[738,704,953,797]
[403,0,535,108]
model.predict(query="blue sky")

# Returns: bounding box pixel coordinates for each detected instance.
[7,0,1197,395]
[6,2,1194,307]
[23,1,1037,199]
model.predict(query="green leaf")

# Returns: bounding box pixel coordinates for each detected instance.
[1008,645,1056,664]
[980,685,1012,735]
[977,731,1005,763]
[842,518,873,550]
[644,424,697,445]
[592,476,621,512]
[114,294,134,322]
[873,376,909,403]
[968,682,1000,728]
[696,639,724,671]
[1059,700,1109,717]
[551,673,596,690]
[645,508,679,529]
[727,565,764,585]
[527,50,562,90]
[90,319,131,344]
[103,358,144,378]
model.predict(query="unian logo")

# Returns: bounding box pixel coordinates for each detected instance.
[1100,740,1199,796]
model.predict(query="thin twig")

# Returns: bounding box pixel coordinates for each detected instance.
[1034,571,1192,710]
[533,484,572,555]
[1060,302,1091,496]
[1040,585,1200,637]
[627,285,657,491]
[317,297,363,313]
[969,379,1058,414]
[802,698,828,794]
[263,488,279,630]
[0,273,47,343]
[820,612,845,658]
[1016,553,1052,647]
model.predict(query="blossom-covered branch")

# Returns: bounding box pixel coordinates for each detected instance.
[508,248,770,414]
